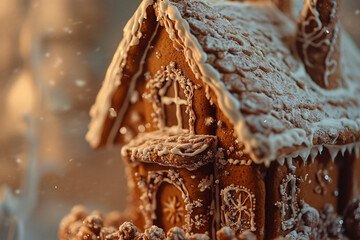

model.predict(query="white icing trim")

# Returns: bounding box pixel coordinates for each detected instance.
[156,0,256,161]
[220,184,256,232]
[136,169,208,233]
[156,0,360,164]
[107,23,161,146]
[88,0,360,164]
[275,173,303,231]
[276,142,360,169]
[298,0,340,87]
[143,62,197,133]
[121,127,217,170]
[86,0,154,147]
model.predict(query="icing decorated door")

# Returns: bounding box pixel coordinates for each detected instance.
[155,182,186,232]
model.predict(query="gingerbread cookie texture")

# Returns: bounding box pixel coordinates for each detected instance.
[60,0,360,239]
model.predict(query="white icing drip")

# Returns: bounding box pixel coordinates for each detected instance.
[156,0,360,164]
[88,0,360,165]
[276,143,360,166]
[86,0,154,147]
[277,157,285,166]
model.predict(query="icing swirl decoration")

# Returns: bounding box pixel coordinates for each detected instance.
[296,0,343,89]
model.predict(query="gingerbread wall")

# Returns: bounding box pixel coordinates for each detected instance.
[102,2,360,239]
[266,152,340,238]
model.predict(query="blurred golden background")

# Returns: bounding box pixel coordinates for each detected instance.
[0,0,359,239]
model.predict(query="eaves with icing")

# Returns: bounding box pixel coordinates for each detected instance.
[86,0,360,164]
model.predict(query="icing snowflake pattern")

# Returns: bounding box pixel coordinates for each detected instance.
[220,184,256,232]
[163,196,185,224]
[136,169,204,232]
[275,173,304,231]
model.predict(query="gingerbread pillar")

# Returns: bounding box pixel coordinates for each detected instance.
[338,150,360,214]
[296,0,343,89]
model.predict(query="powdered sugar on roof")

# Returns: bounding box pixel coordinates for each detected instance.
[156,0,360,163]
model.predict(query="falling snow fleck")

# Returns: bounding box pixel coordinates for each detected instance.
[75,79,86,87]
[63,27,73,34]
[15,158,22,164]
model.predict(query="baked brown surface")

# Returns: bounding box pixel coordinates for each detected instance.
[66,0,360,239]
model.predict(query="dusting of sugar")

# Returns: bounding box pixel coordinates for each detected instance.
[155,0,360,164]
[88,0,360,166]
[275,173,304,231]
[156,51,162,59]
[205,117,214,126]
[86,0,155,147]
[198,175,213,192]
[121,127,217,170]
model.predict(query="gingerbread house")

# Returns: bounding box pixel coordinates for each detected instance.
[82,0,360,239]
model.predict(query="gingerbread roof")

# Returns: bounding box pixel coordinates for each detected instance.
[86,0,360,164]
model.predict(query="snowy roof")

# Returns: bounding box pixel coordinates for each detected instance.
[86,0,360,164]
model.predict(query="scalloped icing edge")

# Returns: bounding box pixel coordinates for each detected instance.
[86,0,360,165]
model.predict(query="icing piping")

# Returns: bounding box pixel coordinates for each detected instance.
[143,62,197,133]
[108,22,161,146]
[297,0,340,87]
[88,0,360,165]
[275,173,304,231]
[121,127,217,171]
[136,169,208,233]
[220,184,256,232]
[86,0,155,147]
[155,0,360,164]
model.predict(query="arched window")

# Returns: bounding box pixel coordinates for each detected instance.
[144,62,196,133]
